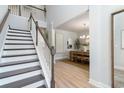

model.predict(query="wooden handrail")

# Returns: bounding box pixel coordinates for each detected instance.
[26,5,46,12]
[19,5,21,16]
[28,14,51,49]
[0,9,10,33]
[28,13,55,88]
[27,5,47,21]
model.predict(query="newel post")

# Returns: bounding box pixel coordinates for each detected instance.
[29,13,32,30]
[19,5,21,16]
[35,21,38,46]
[51,46,56,88]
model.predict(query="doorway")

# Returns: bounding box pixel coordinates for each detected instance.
[54,11,91,88]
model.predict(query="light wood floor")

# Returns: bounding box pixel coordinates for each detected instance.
[114,69,124,88]
[54,60,94,88]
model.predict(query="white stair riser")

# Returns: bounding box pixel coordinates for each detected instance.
[9,30,30,33]
[6,36,32,39]
[4,45,34,49]
[0,62,40,73]
[3,50,36,56]
[0,70,42,86]
[7,33,31,36]
[8,31,30,34]
[5,40,33,44]
[1,55,38,63]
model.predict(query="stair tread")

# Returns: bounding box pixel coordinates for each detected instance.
[5,40,33,44]
[37,85,46,88]
[5,43,34,45]
[9,28,30,32]
[0,58,39,67]
[7,34,32,37]
[0,74,45,88]
[8,31,31,35]
[4,48,35,51]
[0,66,41,79]
[2,53,37,58]
[6,36,32,40]
[7,33,31,37]
[1,55,38,63]
[8,30,31,33]
[6,38,33,41]
[3,50,36,56]
[4,45,34,50]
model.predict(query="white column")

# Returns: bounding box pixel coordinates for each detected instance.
[89,6,111,88]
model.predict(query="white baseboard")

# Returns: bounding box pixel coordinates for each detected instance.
[55,57,68,60]
[89,79,111,88]
[114,66,124,71]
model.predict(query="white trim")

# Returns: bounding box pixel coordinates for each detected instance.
[30,22,50,87]
[114,66,124,71]
[89,79,111,88]
[0,62,39,73]
[55,56,68,60]
[55,53,69,60]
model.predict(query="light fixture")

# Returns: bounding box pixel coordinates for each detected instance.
[83,24,86,28]
[80,24,86,39]
[86,35,90,39]
[80,35,85,39]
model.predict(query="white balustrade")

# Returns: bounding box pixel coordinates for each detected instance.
[8,5,45,21]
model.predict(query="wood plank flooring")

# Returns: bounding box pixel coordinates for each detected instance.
[114,69,124,88]
[54,60,94,88]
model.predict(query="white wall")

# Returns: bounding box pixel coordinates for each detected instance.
[9,14,28,30]
[89,5,124,88]
[55,29,78,60]
[46,5,88,28]
[0,6,8,24]
[114,12,124,70]
[37,19,47,28]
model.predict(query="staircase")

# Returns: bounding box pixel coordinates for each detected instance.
[0,28,47,88]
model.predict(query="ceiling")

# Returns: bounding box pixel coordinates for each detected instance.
[57,11,89,32]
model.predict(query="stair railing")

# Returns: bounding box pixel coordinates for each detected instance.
[8,5,20,16]
[28,13,55,88]
[8,5,46,21]
[0,9,10,33]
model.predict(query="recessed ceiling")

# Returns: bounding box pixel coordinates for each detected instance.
[57,11,89,32]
